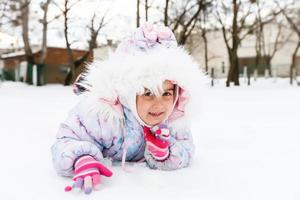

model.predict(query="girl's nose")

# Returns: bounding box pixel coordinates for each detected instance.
[152,97,164,108]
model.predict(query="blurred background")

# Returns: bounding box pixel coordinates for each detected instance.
[1,2,300,199]
[0,0,299,87]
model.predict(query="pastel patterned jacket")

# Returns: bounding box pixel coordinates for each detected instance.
[51,41,204,177]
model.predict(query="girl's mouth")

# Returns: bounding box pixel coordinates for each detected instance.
[149,112,164,117]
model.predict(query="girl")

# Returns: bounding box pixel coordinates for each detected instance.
[51,23,205,194]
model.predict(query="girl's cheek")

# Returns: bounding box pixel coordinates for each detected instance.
[163,99,174,109]
[143,102,153,112]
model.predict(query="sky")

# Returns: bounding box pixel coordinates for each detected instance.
[1,0,142,49]
[1,0,299,50]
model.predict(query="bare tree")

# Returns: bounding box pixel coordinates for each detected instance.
[20,0,35,65]
[54,0,108,85]
[64,0,77,85]
[37,0,51,65]
[7,0,53,64]
[254,22,285,73]
[18,0,40,84]
[3,0,53,85]
[198,1,212,73]
[145,0,149,22]
[254,2,263,72]
[216,0,248,86]
[277,1,300,85]
[137,0,140,27]
[176,1,202,45]
[141,0,156,23]
[254,1,286,75]
[53,0,82,85]
[87,12,107,58]
[164,0,212,45]
[215,0,273,86]
[164,0,170,26]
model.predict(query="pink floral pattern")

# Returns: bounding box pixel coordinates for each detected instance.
[116,23,177,54]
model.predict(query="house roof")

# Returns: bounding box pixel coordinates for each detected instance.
[0,46,41,59]
[0,46,89,60]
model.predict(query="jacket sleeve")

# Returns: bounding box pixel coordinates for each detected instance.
[51,102,110,177]
[144,122,194,170]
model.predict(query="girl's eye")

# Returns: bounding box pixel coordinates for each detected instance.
[143,91,153,97]
[163,91,173,96]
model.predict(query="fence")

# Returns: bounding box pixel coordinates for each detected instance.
[209,63,300,86]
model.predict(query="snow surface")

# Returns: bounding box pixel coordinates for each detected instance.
[0,79,300,200]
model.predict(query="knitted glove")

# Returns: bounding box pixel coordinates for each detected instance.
[143,124,170,161]
[64,155,113,194]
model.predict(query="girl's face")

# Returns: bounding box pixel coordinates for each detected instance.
[136,80,175,126]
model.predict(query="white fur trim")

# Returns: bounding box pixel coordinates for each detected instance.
[81,46,208,124]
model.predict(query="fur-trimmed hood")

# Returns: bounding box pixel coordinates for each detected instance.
[79,46,206,126]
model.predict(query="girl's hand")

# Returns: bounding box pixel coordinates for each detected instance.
[64,155,113,194]
[150,124,171,142]
[143,125,170,161]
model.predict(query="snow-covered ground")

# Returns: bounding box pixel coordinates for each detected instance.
[0,79,300,200]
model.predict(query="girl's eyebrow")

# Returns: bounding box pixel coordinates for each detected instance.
[164,87,174,91]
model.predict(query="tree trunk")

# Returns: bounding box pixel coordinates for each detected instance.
[164,0,169,26]
[38,0,51,65]
[88,12,106,60]
[20,0,35,84]
[137,0,140,27]
[145,0,148,22]
[264,56,272,78]
[227,50,240,86]
[200,8,209,73]
[201,29,208,72]
[63,0,76,85]
[254,52,260,75]
[21,0,34,64]
[290,41,300,85]
[226,0,240,86]
[255,25,262,75]
[89,34,97,59]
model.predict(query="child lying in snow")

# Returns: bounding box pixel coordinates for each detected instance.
[51,23,205,194]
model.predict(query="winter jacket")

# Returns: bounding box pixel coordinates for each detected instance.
[51,40,205,177]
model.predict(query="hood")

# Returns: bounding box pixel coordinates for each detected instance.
[80,46,207,126]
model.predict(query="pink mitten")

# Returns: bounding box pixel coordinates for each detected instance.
[64,155,113,194]
[143,125,170,161]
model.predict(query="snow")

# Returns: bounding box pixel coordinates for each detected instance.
[0,79,300,200]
